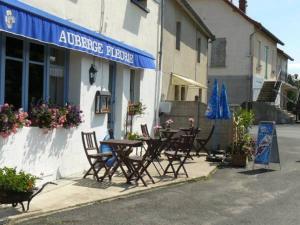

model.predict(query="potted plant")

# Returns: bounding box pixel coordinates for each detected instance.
[0,167,56,212]
[127,132,141,140]
[188,117,195,128]
[0,104,31,138]
[231,109,255,167]
[127,102,146,116]
[0,167,36,207]
[164,119,174,129]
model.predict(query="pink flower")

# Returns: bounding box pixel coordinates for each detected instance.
[188,118,195,123]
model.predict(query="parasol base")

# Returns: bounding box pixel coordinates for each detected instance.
[206,155,224,162]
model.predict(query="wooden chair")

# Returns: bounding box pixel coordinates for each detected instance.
[195,125,215,156]
[164,134,195,178]
[81,131,113,182]
[125,138,162,186]
[141,124,150,138]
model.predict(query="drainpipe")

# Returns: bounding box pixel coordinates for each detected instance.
[249,28,259,106]
[154,0,164,125]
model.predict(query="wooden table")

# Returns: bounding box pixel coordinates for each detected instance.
[100,139,143,183]
[159,129,180,139]
[179,127,201,135]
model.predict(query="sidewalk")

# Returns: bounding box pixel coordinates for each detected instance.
[1,156,217,224]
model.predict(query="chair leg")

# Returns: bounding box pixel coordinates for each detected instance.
[143,167,155,184]
[83,167,93,178]
[175,157,189,178]
[163,157,173,175]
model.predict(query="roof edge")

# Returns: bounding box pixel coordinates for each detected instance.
[277,48,294,61]
[223,0,284,45]
[175,0,215,40]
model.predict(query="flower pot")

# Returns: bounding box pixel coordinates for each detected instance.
[0,182,56,212]
[231,153,248,167]
[0,190,34,204]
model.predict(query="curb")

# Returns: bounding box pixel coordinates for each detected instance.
[5,167,218,225]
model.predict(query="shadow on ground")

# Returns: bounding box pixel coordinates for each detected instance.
[238,168,276,175]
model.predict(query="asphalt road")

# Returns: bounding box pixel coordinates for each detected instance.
[15,125,300,225]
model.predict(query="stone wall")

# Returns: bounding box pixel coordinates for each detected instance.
[160,101,233,151]
[252,102,295,124]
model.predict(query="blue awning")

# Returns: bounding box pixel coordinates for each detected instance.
[0,0,156,69]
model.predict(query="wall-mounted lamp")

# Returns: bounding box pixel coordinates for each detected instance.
[95,90,111,114]
[89,64,98,85]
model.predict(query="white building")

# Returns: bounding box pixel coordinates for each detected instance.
[188,0,285,105]
[0,0,161,181]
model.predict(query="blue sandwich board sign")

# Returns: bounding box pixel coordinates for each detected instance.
[253,121,280,168]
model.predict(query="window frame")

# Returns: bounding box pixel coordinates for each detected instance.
[0,33,69,110]
[197,37,201,63]
[129,69,140,104]
[131,0,150,13]
[176,21,181,51]
[210,38,227,68]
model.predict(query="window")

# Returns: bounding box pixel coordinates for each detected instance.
[0,35,69,110]
[197,38,201,63]
[49,48,66,106]
[4,37,23,109]
[176,22,181,50]
[174,85,186,101]
[264,46,269,79]
[211,38,226,67]
[28,42,45,107]
[174,85,180,101]
[180,86,186,101]
[257,40,262,66]
[131,0,149,13]
[129,70,140,103]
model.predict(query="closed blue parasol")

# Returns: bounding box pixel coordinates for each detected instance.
[205,79,220,120]
[219,83,231,120]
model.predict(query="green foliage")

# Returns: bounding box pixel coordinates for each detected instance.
[0,167,37,192]
[232,109,255,156]
[128,102,147,116]
[127,132,141,140]
[234,109,254,131]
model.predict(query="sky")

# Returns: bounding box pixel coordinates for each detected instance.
[232,0,300,75]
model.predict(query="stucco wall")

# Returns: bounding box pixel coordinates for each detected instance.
[252,31,278,81]
[0,1,160,181]
[188,0,254,77]
[20,0,160,56]
[161,0,208,103]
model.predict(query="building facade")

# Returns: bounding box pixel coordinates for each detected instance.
[188,0,284,105]
[0,0,160,181]
[276,49,296,110]
[161,0,214,103]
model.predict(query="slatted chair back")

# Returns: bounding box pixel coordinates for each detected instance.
[141,124,150,138]
[81,131,99,156]
[180,134,196,153]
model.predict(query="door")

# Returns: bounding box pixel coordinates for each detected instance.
[107,62,116,129]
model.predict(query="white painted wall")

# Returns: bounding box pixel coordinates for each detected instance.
[0,0,160,181]
[188,0,254,77]
[252,31,278,81]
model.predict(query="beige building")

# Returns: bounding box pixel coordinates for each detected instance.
[276,49,296,109]
[188,0,285,105]
[161,0,214,103]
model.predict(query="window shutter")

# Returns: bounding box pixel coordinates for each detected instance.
[211,38,226,67]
